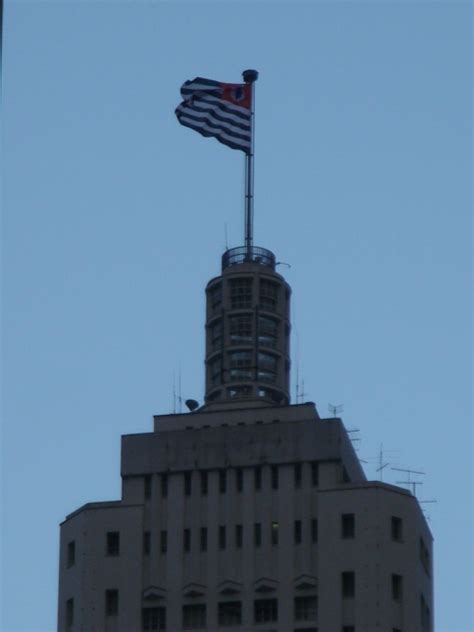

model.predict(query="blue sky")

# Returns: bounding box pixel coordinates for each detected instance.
[2,1,472,630]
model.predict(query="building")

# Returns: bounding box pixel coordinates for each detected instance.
[57,244,434,632]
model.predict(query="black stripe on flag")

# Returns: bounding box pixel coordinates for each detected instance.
[178,100,250,133]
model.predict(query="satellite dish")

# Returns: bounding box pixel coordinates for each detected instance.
[185,399,199,412]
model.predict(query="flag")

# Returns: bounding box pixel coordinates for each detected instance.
[175,77,252,153]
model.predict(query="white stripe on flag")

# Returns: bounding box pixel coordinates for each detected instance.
[178,115,250,150]
[177,107,250,142]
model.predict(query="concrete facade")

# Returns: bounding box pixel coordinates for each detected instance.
[58,247,433,632]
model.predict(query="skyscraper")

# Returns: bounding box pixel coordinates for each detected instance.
[57,241,434,632]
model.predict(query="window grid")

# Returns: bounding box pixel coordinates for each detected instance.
[105,589,119,616]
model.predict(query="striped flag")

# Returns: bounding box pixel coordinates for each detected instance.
[175,77,252,153]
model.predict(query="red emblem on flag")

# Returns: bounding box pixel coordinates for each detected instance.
[220,83,251,109]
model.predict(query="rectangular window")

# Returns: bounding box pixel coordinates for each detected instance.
[106,531,120,556]
[160,530,167,554]
[144,474,152,500]
[200,527,207,552]
[259,279,279,312]
[230,314,252,345]
[419,537,431,576]
[209,283,222,312]
[235,524,243,548]
[311,462,319,486]
[311,519,318,543]
[210,319,223,351]
[105,589,119,616]
[254,522,262,547]
[210,356,223,386]
[143,531,151,556]
[392,574,403,602]
[142,606,166,631]
[182,604,206,629]
[184,472,192,496]
[342,571,355,598]
[294,595,318,621]
[219,469,227,493]
[342,627,355,632]
[161,474,168,498]
[219,525,226,550]
[254,466,262,491]
[341,513,355,539]
[271,521,279,546]
[392,516,403,542]
[254,598,278,623]
[218,601,242,626]
[271,465,279,490]
[294,520,302,544]
[184,528,191,553]
[66,598,74,627]
[200,471,208,496]
[236,468,244,492]
[230,277,253,309]
[258,315,278,348]
[294,463,302,488]
[67,541,75,568]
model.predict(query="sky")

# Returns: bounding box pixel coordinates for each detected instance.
[1,1,472,630]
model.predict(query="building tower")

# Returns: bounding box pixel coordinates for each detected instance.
[57,239,434,632]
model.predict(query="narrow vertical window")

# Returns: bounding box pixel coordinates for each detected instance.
[67,541,75,568]
[105,589,119,616]
[219,470,227,493]
[341,513,355,539]
[160,530,167,554]
[235,524,243,548]
[294,520,302,544]
[342,571,355,598]
[271,465,279,490]
[271,521,279,546]
[294,463,302,488]
[143,531,151,556]
[219,525,226,550]
[392,574,403,601]
[161,474,168,498]
[254,523,262,547]
[311,462,319,486]
[254,466,262,491]
[144,474,152,500]
[184,472,192,496]
[183,528,191,552]
[66,598,74,627]
[200,527,207,552]
[311,519,318,543]
[236,468,244,492]
[106,531,120,556]
[391,516,403,542]
[200,471,208,496]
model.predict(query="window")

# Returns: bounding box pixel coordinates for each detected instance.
[182,604,206,629]
[66,598,74,627]
[142,606,166,631]
[341,514,355,539]
[294,520,302,544]
[254,598,278,623]
[106,531,120,556]
[236,468,244,492]
[254,466,262,491]
[210,356,223,386]
[161,474,168,498]
[254,522,262,547]
[219,526,226,550]
[419,537,431,576]
[258,315,278,348]
[271,465,279,490]
[218,601,242,626]
[342,627,355,632]
[294,463,302,488]
[294,596,318,621]
[420,593,431,632]
[235,524,243,548]
[392,574,403,602]
[67,541,75,568]
[219,469,227,493]
[230,314,252,345]
[143,531,151,555]
[230,277,253,309]
[105,589,119,616]
[184,472,192,496]
[209,283,222,312]
[200,527,207,552]
[311,519,318,543]
[160,530,167,554]
[342,466,350,482]
[342,572,355,598]
[184,528,191,552]
[228,385,252,399]
[200,471,208,496]
[229,350,253,381]
[391,516,403,542]
[144,475,152,499]
[271,521,279,546]
[210,319,223,351]
[311,462,319,486]
[258,351,278,374]
[260,279,279,311]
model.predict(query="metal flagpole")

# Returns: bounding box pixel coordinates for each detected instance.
[243,69,258,258]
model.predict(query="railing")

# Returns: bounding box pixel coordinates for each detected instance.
[222,246,276,271]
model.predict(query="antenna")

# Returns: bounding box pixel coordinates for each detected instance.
[328,403,344,418]
[392,467,425,496]
[172,373,176,414]
[178,367,183,413]
[224,222,229,250]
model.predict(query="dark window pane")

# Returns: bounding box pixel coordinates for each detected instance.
[67,541,75,568]
[106,531,120,556]
[235,524,243,548]
[342,572,355,598]
[341,513,355,539]
[254,598,278,623]
[105,589,119,616]
[218,601,242,626]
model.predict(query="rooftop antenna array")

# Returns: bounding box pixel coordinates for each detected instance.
[328,403,344,418]
[392,467,425,497]
[375,443,400,482]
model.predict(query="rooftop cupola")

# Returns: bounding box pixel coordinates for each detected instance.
[204,245,291,408]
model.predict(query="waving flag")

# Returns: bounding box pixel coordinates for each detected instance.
[175,77,252,153]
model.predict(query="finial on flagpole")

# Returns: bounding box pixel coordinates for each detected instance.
[243,69,259,83]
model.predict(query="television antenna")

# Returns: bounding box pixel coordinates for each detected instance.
[392,467,425,496]
[328,403,344,418]
[375,443,400,481]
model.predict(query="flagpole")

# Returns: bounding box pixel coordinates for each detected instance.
[243,69,258,258]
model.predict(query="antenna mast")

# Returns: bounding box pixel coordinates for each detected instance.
[242,69,258,255]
